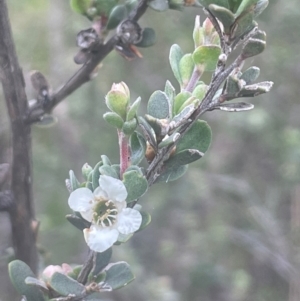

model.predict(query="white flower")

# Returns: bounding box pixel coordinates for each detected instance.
[68,175,142,252]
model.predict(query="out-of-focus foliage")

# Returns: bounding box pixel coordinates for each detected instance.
[0,0,299,300]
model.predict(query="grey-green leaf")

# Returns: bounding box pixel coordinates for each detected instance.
[103,112,124,129]
[106,5,128,30]
[92,161,103,190]
[156,165,188,183]
[240,66,260,84]
[147,90,170,119]
[8,260,45,301]
[137,210,151,231]
[99,165,119,178]
[104,262,135,290]
[127,97,141,121]
[66,214,91,231]
[123,170,148,202]
[242,38,266,59]
[49,272,85,296]
[176,120,212,154]
[165,149,204,168]
[135,28,156,47]
[92,248,113,276]
[169,44,184,85]
[69,170,80,191]
[130,131,147,165]
[214,102,254,112]
[209,4,235,34]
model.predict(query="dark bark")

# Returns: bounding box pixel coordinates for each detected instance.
[0,0,38,272]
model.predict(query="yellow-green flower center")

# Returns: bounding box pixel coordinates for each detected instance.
[93,198,118,227]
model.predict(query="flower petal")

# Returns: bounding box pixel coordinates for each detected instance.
[83,225,119,253]
[99,175,127,203]
[93,186,108,199]
[117,208,142,235]
[68,188,94,213]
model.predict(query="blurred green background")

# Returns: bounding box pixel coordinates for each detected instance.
[1,0,300,300]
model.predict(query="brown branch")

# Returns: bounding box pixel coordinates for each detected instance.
[0,0,38,272]
[27,0,149,123]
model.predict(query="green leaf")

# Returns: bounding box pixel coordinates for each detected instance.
[240,66,260,84]
[156,165,188,183]
[123,170,148,202]
[104,262,135,290]
[130,132,147,165]
[138,117,157,150]
[148,0,169,11]
[49,272,85,297]
[106,5,128,30]
[178,97,198,114]
[242,38,266,59]
[179,54,195,89]
[254,0,269,17]
[235,0,258,17]
[82,163,93,180]
[103,112,124,129]
[25,277,48,292]
[94,0,119,16]
[125,0,138,12]
[122,118,137,136]
[171,103,198,129]
[92,161,103,190]
[164,80,176,114]
[192,82,208,101]
[173,91,192,115]
[193,45,221,72]
[144,114,168,137]
[135,28,156,47]
[169,44,184,85]
[137,211,151,231]
[99,165,119,178]
[92,248,113,276]
[68,265,83,280]
[117,233,133,243]
[86,170,94,190]
[147,91,170,119]
[193,16,205,47]
[214,102,254,112]
[101,155,111,166]
[231,11,254,39]
[105,90,129,121]
[8,260,45,301]
[158,132,180,148]
[127,97,141,121]
[252,29,266,41]
[209,4,235,34]
[176,120,212,153]
[66,214,90,231]
[165,149,204,167]
[69,170,80,191]
[226,74,242,94]
[239,81,273,97]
